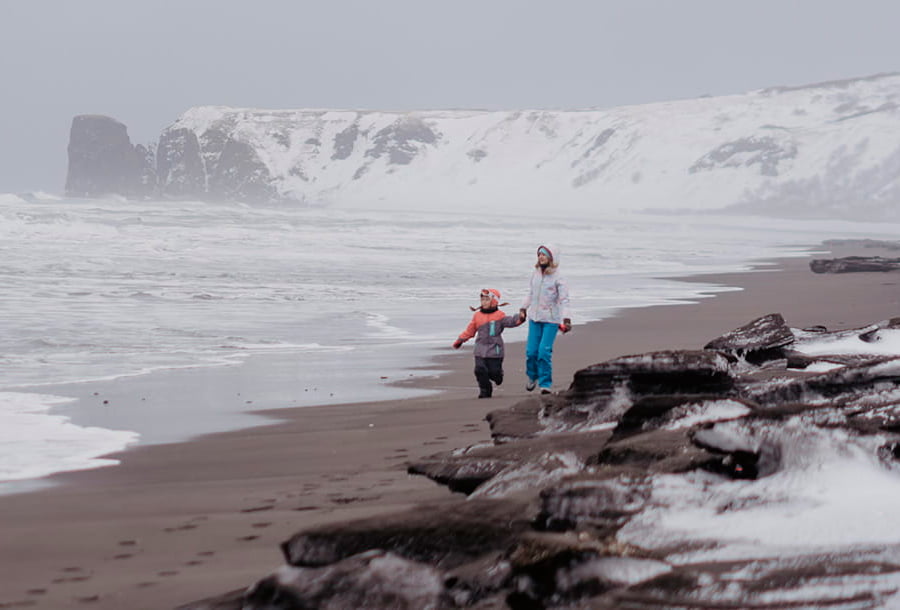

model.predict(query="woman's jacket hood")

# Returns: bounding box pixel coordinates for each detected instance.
[537,243,560,267]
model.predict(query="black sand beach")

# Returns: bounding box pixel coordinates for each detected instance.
[1,243,899,609]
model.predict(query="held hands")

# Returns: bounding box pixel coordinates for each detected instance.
[559,318,572,334]
[452,339,463,349]
[519,308,527,323]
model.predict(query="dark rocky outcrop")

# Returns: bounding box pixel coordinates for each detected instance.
[704,312,794,363]
[185,314,900,609]
[65,115,155,198]
[534,473,651,534]
[484,399,547,442]
[365,116,438,165]
[569,350,735,403]
[590,428,720,474]
[611,551,900,609]
[244,551,448,610]
[68,115,283,204]
[408,430,613,496]
[156,127,205,199]
[690,135,797,176]
[208,139,276,202]
[738,354,900,408]
[281,498,532,569]
[331,123,360,161]
[810,256,900,273]
[691,423,782,479]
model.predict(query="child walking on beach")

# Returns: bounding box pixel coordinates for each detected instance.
[453,288,526,398]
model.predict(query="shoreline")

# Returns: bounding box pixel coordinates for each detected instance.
[2,243,899,609]
[0,247,796,491]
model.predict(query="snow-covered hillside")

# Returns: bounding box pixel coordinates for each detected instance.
[110,73,900,218]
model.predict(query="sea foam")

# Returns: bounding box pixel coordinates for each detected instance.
[0,392,138,484]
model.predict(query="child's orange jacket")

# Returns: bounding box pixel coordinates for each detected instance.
[456,308,523,359]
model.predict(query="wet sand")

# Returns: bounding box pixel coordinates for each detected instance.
[1,244,899,609]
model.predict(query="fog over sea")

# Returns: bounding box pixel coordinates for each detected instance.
[3,193,899,492]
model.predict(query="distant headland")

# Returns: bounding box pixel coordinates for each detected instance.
[65,73,900,219]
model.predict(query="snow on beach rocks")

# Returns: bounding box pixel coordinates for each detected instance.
[183,313,900,609]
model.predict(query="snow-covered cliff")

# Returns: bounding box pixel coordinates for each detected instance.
[81,73,900,218]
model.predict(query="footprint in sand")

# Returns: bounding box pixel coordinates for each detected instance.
[157,570,179,577]
[387,449,409,460]
[241,495,276,502]
[26,589,47,596]
[163,523,198,533]
[75,594,100,603]
[330,495,382,505]
[293,505,319,512]
[52,577,87,583]
[52,567,92,584]
[113,553,133,560]
[135,582,158,588]
[240,505,275,513]
[117,540,138,547]
[251,522,272,529]
[184,560,204,566]
[197,551,216,557]
[237,535,260,542]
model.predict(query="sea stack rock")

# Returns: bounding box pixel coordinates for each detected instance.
[155,124,278,202]
[155,127,205,199]
[65,115,156,198]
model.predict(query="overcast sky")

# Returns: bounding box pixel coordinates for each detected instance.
[3,0,900,192]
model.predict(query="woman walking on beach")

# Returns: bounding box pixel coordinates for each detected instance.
[520,244,571,394]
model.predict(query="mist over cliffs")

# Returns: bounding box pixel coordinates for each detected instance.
[66,73,900,219]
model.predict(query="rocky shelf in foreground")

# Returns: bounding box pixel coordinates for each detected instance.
[182,312,900,609]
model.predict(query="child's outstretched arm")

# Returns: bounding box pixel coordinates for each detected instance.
[501,312,525,329]
[453,316,478,349]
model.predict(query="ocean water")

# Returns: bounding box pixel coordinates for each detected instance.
[3,194,900,491]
